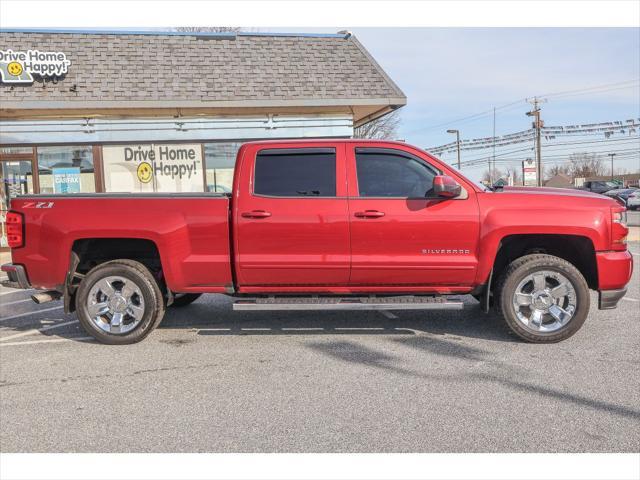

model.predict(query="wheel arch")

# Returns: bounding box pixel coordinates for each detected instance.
[65,238,165,313]
[490,234,598,292]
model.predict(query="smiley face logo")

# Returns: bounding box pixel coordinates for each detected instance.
[7,62,23,77]
[137,161,153,183]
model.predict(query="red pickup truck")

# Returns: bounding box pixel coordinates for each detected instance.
[2,140,633,344]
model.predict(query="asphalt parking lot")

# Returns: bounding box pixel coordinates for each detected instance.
[1,245,638,453]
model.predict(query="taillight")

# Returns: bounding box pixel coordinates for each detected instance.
[5,211,24,248]
[610,206,628,251]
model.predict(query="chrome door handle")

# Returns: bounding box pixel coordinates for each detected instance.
[241,210,272,219]
[354,210,385,218]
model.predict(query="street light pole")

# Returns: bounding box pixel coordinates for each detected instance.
[446,129,461,170]
[608,153,616,180]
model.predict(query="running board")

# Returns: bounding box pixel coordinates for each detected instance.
[233,295,464,311]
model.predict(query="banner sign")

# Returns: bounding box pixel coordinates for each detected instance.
[427,118,640,155]
[52,167,81,194]
[0,49,71,84]
[522,159,537,187]
[102,144,203,193]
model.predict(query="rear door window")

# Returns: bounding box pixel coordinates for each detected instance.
[254,148,336,197]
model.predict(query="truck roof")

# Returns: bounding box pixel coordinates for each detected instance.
[240,138,411,147]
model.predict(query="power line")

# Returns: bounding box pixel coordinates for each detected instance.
[478,149,639,163]
[409,79,640,135]
[407,99,525,134]
[428,118,639,154]
[540,79,640,100]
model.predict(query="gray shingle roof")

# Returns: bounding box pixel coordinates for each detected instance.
[0,31,406,107]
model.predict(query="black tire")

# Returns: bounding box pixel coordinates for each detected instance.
[495,254,590,343]
[75,259,165,345]
[169,293,202,307]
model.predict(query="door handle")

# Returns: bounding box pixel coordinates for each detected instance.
[241,210,272,219]
[354,210,385,218]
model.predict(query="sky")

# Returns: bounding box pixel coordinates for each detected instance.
[272,27,640,181]
[54,26,640,182]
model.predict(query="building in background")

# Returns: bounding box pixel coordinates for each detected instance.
[0,29,406,247]
[544,173,573,189]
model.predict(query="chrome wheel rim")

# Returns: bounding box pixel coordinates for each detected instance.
[512,270,577,333]
[87,276,145,334]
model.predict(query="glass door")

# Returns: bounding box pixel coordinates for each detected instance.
[1,159,34,248]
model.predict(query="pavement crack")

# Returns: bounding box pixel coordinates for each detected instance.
[0,362,222,388]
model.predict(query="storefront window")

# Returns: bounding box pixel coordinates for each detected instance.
[0,147,34,155]
[204,142,241,193]
[1,161,34,248]
[37,146,95,194]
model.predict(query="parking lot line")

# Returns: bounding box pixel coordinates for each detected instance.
[1,298,35,307]
[0,319,79,342]
[0,336,94,347]
[622,297,639,302]
[0,288,34,296]
[0,305,63,323]
[379,311,399,319]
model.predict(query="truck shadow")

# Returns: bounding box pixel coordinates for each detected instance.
[304,337,640,422]
[162,296,519,343]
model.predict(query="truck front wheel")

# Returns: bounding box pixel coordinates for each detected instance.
[495,254,589,343]
[75,260,165,345]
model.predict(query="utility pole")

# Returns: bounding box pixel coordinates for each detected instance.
[446,129,461,169]
[492,107,496,183]
[608,153,616,180]
[526,97,546,187]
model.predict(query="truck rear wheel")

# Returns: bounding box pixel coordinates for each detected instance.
[75,259,165,345]
[495,254,589,343]
[170,293,202,307]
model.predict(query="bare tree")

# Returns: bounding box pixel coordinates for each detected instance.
[546,163,571,179]
[354,111,401,140]
[568,152,606,178]
[481,167,504,185]
[174,27,242,33]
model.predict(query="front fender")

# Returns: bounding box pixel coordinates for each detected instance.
[475,204,608,285]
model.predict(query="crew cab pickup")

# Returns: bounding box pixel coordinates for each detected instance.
[2,140,633,344]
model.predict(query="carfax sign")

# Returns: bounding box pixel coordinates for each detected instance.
[52,167,81,194]
[0,49,71,84]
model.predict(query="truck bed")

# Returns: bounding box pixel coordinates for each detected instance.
[9,193,233,293]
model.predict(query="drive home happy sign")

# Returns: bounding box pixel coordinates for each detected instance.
[0,49,71,84]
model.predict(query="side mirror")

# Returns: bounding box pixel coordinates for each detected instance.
[433,175,462,198]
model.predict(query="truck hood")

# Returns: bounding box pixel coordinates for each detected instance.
[499,186,612,201]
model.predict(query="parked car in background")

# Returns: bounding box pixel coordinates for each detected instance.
[604,188,639,209]
[624,189,640,210]
[578,180,618,194]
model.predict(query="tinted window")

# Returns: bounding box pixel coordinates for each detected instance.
[254,149,336,197]
[355,150,438,197]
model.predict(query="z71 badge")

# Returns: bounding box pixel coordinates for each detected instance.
[22,201,54,209]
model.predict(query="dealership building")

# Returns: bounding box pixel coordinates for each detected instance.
[0,29,406,247]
